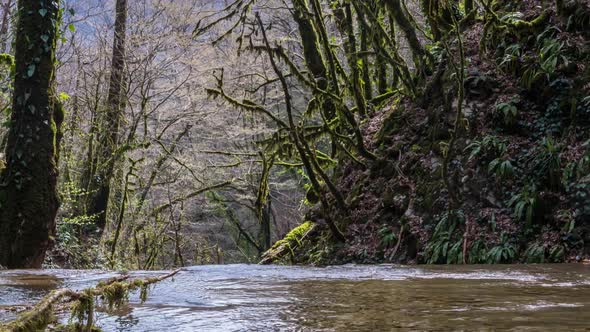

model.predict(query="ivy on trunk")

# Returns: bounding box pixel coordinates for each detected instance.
[0,0,63,268]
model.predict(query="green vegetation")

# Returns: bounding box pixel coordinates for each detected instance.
[260,221,315,264]
[0,270,179,331]
[0,0,589,270]
[260,0,590,266]
[0,0,589,330]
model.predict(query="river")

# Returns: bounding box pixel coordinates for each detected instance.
[1,264,589,331]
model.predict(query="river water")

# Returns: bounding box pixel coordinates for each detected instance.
[1,264,589,331]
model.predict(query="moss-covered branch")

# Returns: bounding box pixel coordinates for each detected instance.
[259,221,316,264]
[0,270,180,332]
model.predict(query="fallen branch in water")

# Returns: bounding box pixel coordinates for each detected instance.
[0,269,180,332]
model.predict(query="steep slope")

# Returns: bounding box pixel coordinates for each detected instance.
[264,1,590,265]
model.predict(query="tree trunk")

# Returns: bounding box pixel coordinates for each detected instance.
[0,0,63,268]
[79,71,103,208]
[255,153,274,252]
[88,0,128,232]
[261,198,272,252]
[359,13,372,101]
[334,3,367,117]
[385,0,429,66]
[291,0,336,120]
[60,43,82,185]
[0,0,12,53]
[465,0,474,13]
[292,0,345,157]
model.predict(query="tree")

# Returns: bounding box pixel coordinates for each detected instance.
[87,0,128,232]
[0,0,12,53]
[0,0,64,268]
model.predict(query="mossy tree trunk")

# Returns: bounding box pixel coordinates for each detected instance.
[256,13,346,242]
[385,0,430,67]
[359,13,372,101]
[292,0,346,158]
[334,2,367,117]
[292,0,336,120]
[255,153,274,252]
[87,0,128,232]
[465,0,474,13]
[375,6,389,95]
[0,0,63,268]
[261,199,272,251]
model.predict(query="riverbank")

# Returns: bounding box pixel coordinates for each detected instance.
[271,1,590,266]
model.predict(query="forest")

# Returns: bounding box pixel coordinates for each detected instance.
[0,0,589,330]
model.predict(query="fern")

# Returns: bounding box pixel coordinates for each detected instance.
[487,234,517,264]
[495,101,519,126]
[488,157,515,179]
[508,184,539,225]
[524,242,546,263]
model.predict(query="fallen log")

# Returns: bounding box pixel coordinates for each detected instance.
[259,221,317,265]
[0,269,180,332]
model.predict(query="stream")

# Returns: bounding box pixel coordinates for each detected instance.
[1,264,590,331]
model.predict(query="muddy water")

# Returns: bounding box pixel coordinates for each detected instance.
[1,264,590,331]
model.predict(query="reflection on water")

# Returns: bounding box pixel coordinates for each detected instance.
[1,264,590,331]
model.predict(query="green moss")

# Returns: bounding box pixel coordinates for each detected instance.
[1,278,151,332]
[0,53,14,74]
[0,304,55,332]
[101,282,129,310]
[69,290,95,329]
[270,221,314,252]
[51,97,65,154]
[259,222,315,265]
[511,12,548,30]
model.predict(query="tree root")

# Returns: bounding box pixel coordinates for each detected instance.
[0,270,180,332]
